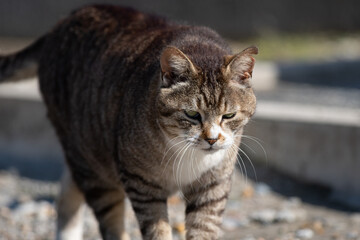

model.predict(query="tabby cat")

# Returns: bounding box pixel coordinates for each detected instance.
[0,5,258,240]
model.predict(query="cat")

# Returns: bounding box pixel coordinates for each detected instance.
[0,4,257,240]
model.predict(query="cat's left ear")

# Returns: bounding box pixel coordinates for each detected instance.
[160,46,197,88]
[223,46,258,87]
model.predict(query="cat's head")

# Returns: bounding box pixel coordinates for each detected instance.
[157,46,257,154]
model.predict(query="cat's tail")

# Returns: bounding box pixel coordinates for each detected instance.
[0,36,45,83]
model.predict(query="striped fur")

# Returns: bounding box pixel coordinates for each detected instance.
[0,5,257,240]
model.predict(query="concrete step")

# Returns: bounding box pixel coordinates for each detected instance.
[243,79,360,208]
[243,100,360,208]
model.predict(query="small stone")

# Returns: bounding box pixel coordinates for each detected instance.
[173,222,185,233]
[226,200,242,210]
[254,182,271,196]
[312,221,324,234]
[276,209,297,223]
[223,217,249,230]
[36,201,55,221]
[350,213,360,224]
[0,194,13,207]
[17,194,32,203]
[250,209,277,224]
[242,236,256,240]
[0,207,11,219]
[287,197,302,207]
[281,232,298,240]
[331,233,341,240]
[277,209,306,223]
[346,231,359,239]
[241,185,254,198]
[223,218,239,231]
[13,201,37,217]
[296,228,314,239]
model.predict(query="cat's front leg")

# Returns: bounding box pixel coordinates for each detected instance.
[125,180,172,240]
[184,176,232,240]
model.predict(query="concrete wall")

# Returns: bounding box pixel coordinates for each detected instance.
[243,101,360,208]
[0,0,360,38]
[0,97,64,181]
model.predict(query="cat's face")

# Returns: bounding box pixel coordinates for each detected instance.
[157,46,257,154]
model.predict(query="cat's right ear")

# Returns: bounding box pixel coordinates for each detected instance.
[223,46,258,87]
[160,47,197,88]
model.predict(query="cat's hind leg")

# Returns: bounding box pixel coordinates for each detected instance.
[83,183,129,240]
[56,166,85,240]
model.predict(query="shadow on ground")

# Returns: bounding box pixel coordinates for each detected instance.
[0,153,63,181]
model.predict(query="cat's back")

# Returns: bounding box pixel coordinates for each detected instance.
[39,5,174,120]
[54,5,169,39]
[68,4,171,41]
[40,4,224,74]
[40,4,171,70]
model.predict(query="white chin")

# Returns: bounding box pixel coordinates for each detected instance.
[201,143,231,152]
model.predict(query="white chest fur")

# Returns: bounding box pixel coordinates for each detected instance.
[164,140,227,187]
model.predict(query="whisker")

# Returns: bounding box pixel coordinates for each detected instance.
[235,146,248,185]
[173,142,190,187]
[234,134,268,165]
[241,135,268,163]
[161,140,188,176]
[240,141,257,155]
[176,142,192,188]
[161,139,188,173]
[164,135,184,150]
[176,142,192,202]
[236,146,258,182]
[172,143,186,192]
[161,136,187,165]
[230,145,246,184]
[242,134,263,142]
[189,147,197,189]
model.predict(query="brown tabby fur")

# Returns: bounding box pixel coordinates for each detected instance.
[0,5,258,240]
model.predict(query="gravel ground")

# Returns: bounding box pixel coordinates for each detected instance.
[0,164,359,240]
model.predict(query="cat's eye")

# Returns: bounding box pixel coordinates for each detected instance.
[185,110,201,120]
[222,112,236,119]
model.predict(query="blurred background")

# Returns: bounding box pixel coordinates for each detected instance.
[0,0,359,240]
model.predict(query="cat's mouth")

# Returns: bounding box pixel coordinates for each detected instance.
[202,146,218,152]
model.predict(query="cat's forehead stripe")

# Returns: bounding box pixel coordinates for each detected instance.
[217,88,226,111]
[197,70,224,110]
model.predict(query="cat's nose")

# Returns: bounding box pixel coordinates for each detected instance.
[205,138,218,145]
